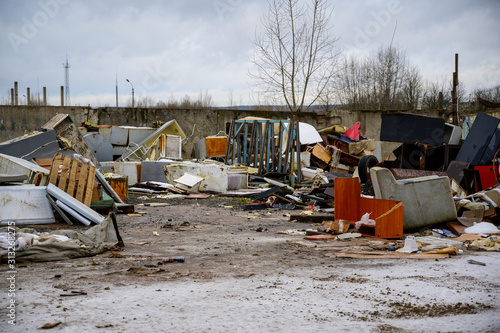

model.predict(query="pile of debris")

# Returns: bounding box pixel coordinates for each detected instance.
[1,110,500,264]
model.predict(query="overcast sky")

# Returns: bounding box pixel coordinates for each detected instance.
[1,0,499,107]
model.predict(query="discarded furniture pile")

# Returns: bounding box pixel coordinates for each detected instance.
[2,111,500,263]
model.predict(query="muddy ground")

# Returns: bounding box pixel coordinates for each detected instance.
[1,194,500,332]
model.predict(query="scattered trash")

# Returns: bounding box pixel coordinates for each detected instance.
[41,321,62,329]
[336,233,362,240]
[163,257,185,263]
[464,222,500,235]
[355,212,376,230]
[467,259,486,266]
[397,236,419,253]
[471,236,500,251]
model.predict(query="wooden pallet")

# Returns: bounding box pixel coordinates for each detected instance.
[47,153,96,207]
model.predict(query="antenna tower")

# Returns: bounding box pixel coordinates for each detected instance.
[63,55,70,106]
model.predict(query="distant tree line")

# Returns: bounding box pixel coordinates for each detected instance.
[330,45,470,112]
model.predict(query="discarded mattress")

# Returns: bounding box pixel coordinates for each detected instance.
[0,215,118,263]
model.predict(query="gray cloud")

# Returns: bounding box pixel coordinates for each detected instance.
[1,0,498,106]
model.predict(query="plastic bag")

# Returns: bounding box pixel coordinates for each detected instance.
[355,212,376,230]
[464,222,500,236]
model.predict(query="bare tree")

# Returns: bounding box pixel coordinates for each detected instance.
[334,45,423,110]
[249,0,341,112]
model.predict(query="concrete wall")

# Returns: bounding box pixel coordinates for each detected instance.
[0,105,447,159]
[0,105,97,142]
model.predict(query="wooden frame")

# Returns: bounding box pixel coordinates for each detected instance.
[334,178,403,238]
[47,153,96,207]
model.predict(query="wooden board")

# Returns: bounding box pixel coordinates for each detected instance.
[304,234,337,240]
[325,252,451,259]
[47,153,97,207]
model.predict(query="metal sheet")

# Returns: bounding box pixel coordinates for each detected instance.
[55,200,91,226]
[0,130,60,160]
[47,183,104,224]
[84,133,113,162]
[140,160,175,182]
[0,185,55,225]
[456,112,500,166]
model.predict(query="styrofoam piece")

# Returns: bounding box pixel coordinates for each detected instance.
[370,167,457,229]
[46,184,105,224]
[0,185,55,225]
[174,173,204,191]
[55,200,91,226]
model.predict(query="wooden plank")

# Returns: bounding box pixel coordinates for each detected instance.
[75,163,88,203]
[83,165,96,207]
[289,214,335,223]
[325,252,450,259]
[48,153,63,186]
[334,178,361,222]
[66,159,79,197]
[446,221,467,236]
[58,155,72,191]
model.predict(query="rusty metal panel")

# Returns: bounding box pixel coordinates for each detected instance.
[205,137,227,157]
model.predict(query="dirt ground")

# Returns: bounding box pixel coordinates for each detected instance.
[1,194,500,332]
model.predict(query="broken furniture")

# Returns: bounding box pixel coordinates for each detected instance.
[370,167,457,230]
[334,177,403,238]
[195,136,228,160]
[117,120,186,161]
[42,114,100,166]
[164,162,248,193]
[100,161,141,186]
[225,119,304,184]
[0,152,50,185]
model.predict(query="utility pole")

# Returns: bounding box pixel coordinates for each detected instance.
[451,53,459,125]
[14,81,18,106]
[126,79,134,108]
[61,86,64,106]
[116,73,119,107]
